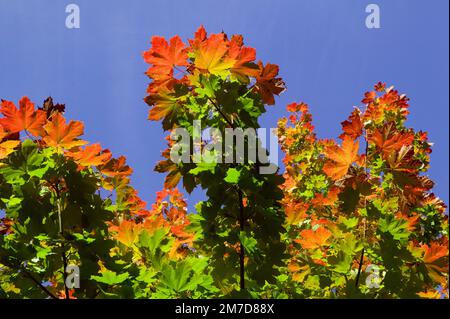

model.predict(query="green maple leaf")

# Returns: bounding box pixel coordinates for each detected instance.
[224,168,241,184]
[91,271,129,285]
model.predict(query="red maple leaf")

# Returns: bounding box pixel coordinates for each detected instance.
[254,62,286,105]
[368,123,414,158]
[339,108,363,140]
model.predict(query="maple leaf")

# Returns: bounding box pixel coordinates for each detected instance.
[286,102,308,113]
[385,145,419,174]
[116,220,143,247]
[296,227,332,250]
[311,187,340,207]
[421,240,449,284]
[0,217,14,235]
[144,84,183,125]
[163,168,182,189]
[66,143,112,168]
[99,155,132,177]
[143,36,188,78]
[368,123,414,158]
[254,62,286,105]
[374,82,386,92]
[362,91,376,104]
[43,112,87,149]
[227,36,259,80]
[285,202,309,225]
[116,184,147,213]
[0,127,20,159]
[339,108,363,140]
[288,262,311,282]
[395,212,419,231]
[188,25,207,51]
[422,241,448,265]
[154,145,182,189]
[417,289,442,299]
[38,96,65,119]
[0,97,46,136]
[323,136,359,180]
[141,223,169,250]
[192,33,235,76]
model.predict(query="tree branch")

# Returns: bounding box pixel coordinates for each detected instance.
[55,186,70,299]
[1,260,58,299]
[355,133,369,288]
[238,189,245,291]
[207,97,236,128]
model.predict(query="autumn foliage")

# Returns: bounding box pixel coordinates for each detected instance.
[0,27,448,299]
[277,84,448,298]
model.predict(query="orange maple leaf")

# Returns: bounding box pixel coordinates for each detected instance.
[285,202,309,225]
[339,108,363,140]
[43,112,87,149]
[145,85,180,121]
[311,187,340,207]
[368,124,414,158]
[227,36,259,80]
[142,216,166,235]
[323,136,359,180]
[143,35,188,78]
[66,143,112,168]
[417,289,442,299]
[116,220,143,247]
[422,241,448,264]
[192,33,235,75]
[0,97,46,137]
[286,102,308,113]
[421,240,449,284]
[374,82,386,92]
[99,155,132,178]
[0,127,20,159]
[296,227,332,250]
[362,91,376,104]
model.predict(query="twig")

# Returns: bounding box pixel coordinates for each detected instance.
[238,189,245,291]
[1,260,58,299]
[355,248,365,287]
[55,186,70,299]
[355,132,369,287]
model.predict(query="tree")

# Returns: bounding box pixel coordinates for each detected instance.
[143,26,286,296]
[0,97,214,298]
[0,27,448,299]
[276,83,448,298]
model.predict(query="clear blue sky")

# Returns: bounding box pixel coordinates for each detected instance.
[0,0,448,210]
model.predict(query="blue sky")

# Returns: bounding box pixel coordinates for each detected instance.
[0,0,448,210]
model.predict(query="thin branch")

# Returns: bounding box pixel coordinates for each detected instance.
[55,186,70,299]
[207,97,236,128]
[1,260,58,299]
[22,269,59,299]
[355,248,365,287]
[355,128,369,288]
[238,189,245,291]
